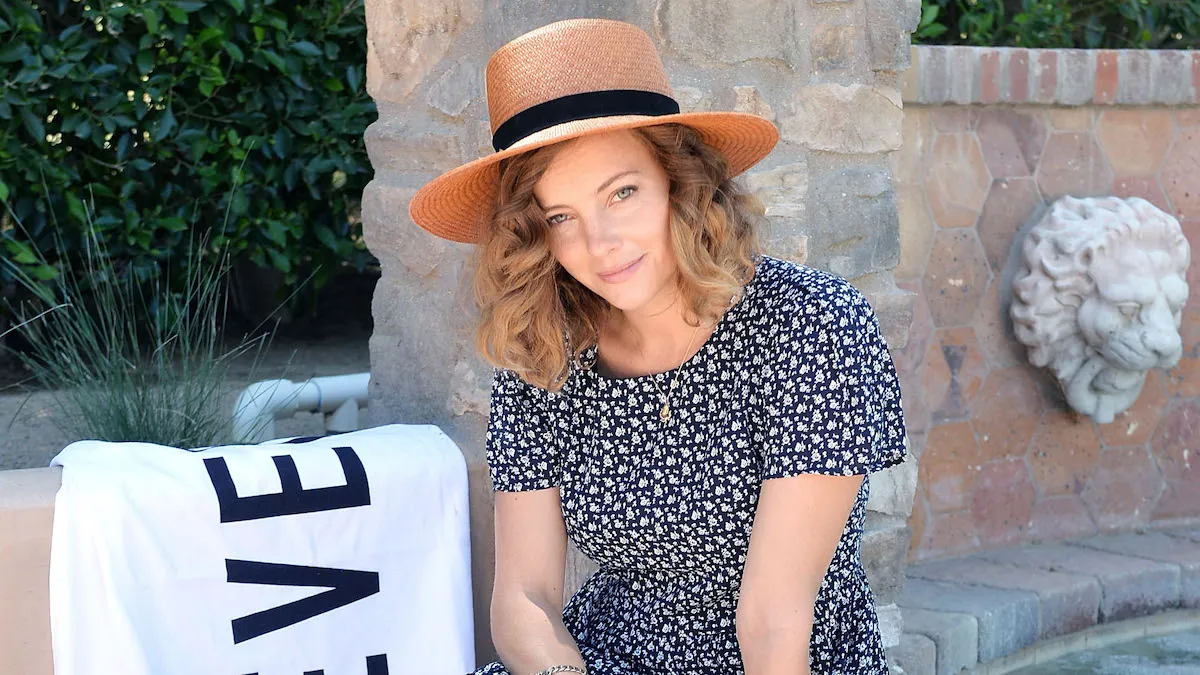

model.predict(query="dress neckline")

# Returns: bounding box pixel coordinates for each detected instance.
[575,255,767,388]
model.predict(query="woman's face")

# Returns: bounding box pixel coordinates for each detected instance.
[533,129,677,316]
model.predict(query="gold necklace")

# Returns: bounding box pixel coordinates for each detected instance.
[645,321,703,421]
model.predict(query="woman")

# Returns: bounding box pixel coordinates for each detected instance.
[408,18,907,675]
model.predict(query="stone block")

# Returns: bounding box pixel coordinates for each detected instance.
[781,83,903,154]
[732,86,775,120]
[363,119,466,175]
[863,522,911,606]
[424,59,480,118]
[655,0,800,66]
[745,161,808,221]
[365,0,480,103]
[361,178,452,277]
[900,578,1038,662]
[877,602,903,649]
[900,607,978,675]
[1116,51,1153,105]
[866,0,911,72]
[889,632,935,675]
[979,543,1181,622]
[1154,51,1193,106]
[1073,532,1200,608]
[908,556,1100,640]
[805,167,900,279]
[812,24,856,72]
[1059,50,1096,106]
[867,451,919,517]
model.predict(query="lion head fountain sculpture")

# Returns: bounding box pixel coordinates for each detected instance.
[1010,196,1190,424]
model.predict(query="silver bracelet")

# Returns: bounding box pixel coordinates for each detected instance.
[535,666,586,675]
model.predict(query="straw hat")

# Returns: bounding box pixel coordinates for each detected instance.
[407,18,780,244]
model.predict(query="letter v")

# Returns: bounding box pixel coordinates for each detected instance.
[227,559,381,644]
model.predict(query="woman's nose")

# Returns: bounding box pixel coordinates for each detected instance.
[583,213,622,257]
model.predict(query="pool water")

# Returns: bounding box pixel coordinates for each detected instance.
[1007,627,1200,674]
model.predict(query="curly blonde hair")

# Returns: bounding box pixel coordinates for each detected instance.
[472,123,765,391]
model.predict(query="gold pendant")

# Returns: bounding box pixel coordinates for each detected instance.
[660,403,671,421]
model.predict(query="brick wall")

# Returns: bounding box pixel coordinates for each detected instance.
[896,45,1200,563]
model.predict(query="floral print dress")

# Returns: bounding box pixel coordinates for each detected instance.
[473,255,908,674]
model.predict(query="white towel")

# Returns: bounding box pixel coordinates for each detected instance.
[48,425,474,675]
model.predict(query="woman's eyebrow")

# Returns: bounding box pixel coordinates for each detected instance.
[594,169,641,195]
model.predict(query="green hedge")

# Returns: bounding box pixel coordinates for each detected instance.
[0,0,377,295]
[915,0,1200,49]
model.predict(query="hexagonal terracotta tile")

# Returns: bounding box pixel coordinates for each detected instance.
[931,107,976,133]
[970,366,1044,463]
[1036,132,1115,201]
[1096,109,1175,176]
[1165,355,1200,399]
[1096,370,1169,447]
[972,458,1036,548]
[973,280,1026,370]
[1162,128,1200,220]
[920,421,982,513]
[974,109,1048,179]
[922,230,992,327]
[925,133,992,229]
[1111,176,1173,214]
[976,177,1045,273]
[1149,400,1200,521]
[922,327,989,423]
[1150,399,1200,476]
[1046,108,1094,132]
[922,509,980,559]
[1028,408,1103,497]
[1081,446,1164,530]
[1026,494,1099,543]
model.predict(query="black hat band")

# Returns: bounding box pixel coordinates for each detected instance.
[492,89,681,152]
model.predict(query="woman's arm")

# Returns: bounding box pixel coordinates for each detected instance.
[490,487,587,674]
[736,472,864,675]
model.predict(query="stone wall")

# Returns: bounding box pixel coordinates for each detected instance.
[896,45,1200,563]
[362,0,921,664]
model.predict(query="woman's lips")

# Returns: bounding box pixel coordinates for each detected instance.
[598,255,644,283]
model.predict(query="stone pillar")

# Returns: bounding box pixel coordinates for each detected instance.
[362,0,920,665]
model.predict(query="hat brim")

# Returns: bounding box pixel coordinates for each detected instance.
[407,111,780,244]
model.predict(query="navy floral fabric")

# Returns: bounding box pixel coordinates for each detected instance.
[473,255,907,674]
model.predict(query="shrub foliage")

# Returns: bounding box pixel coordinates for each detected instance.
[915,0,1200,49]
[0,0,377,294]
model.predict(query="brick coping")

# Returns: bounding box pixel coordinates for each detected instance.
[894,527,1200,675]
[902,45,1200,107]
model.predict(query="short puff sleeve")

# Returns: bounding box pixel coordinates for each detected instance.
[759,279,907,479]
[485,367,564,492]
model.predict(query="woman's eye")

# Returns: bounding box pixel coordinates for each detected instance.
[613,185,637,202]
[546,213,569,226]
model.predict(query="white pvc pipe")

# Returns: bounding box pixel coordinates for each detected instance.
[232,373,371,443]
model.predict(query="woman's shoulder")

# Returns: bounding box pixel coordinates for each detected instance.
[751,255,875,329]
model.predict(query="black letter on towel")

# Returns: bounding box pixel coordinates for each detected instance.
[227,559,380,644]
[297,655,390,675]
[204,446,370,523]
[243,654,389,675]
